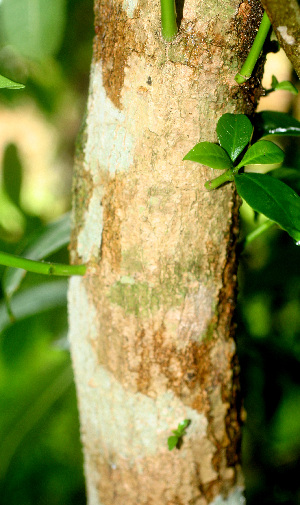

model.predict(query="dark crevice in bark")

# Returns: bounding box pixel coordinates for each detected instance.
[175,0,185,30]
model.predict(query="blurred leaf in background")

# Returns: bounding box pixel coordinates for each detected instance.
[1,0,66,61]
[0,0,93,504]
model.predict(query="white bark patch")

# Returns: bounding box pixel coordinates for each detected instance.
[68,276,210,463]
[78,61,135,261]
[122,0,138,18]
[77,188,104,262]
[210,487,245,504]
[277,26,295,45]
[85,61,134,178]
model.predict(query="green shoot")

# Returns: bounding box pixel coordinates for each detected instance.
[264,75,298,96]
[168,419,191,450]
[240,220,276,250]
[160,0,177,41]
[0,250,86,276]
[235,11,271,84]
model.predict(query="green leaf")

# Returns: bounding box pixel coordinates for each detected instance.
[3,144,23,207]
[183,142,233,170]
[271,75,298,95]
[1,0,66,61]
[270,167,300,192]
[236,140,284,169]
[234,173,300,241]
[216,113,253,162]
[167,436,179,451]
[253,111,300,139]
[177,419,191,434]
[3,213,71,298]
[0,73,24,89]
[271,75,278,88]
[0,280,67,334]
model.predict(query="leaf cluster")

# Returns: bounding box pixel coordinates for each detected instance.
[268,75,298,96]
[167,419,191,451]
[183,113,300,243]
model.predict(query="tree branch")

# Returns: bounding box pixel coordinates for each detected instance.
[260,0,300,78]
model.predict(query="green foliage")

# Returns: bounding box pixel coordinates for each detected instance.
[216,113,253,161]
[0,74,24,89]
[252,111,300,139]
[0,280,68,333]
[235,140,284,169]
[183,113,300,244]
[0,2,93,503]
[270,75,298,95]
[1,0,67,61]
[237,215,300,505]
[235,174,300,242]
[167,419,191,450]
[183,142,233,170]
[3,213,71,300]
[2,144,23,207]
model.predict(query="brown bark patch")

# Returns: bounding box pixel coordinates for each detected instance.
[100,177,124,271]
[70,166,94,262]
[94,1,144,109]
[215,191,243,470]
[136,324,224,416]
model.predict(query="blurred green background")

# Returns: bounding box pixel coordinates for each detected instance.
[0,1,299,504]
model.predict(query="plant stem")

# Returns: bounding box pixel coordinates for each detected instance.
[160,0,177,41]
[205,170,234,190]
[0,250,86,276]
[235,11,271,84]
[242,219,276,248]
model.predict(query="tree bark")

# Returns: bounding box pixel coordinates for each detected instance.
[260,0,300,78]
[68,1,264,503]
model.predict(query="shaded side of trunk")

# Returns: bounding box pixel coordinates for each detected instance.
[68,1,263,504]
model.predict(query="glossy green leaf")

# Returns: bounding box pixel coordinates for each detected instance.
[167,436,178,451]
[216,113,253,162]
[1,0,66,60]
[183,142,233,170]
[0,280,67,334]
[234,173,300,241]
[0,73,24,89]
[271,75,298,95]
[253,111,300,139]
[3,213,71,298]
[236,140,284,169]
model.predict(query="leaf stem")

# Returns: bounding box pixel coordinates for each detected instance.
[235,11,271,84]
[0,250,86,276]
[241,219,276,249]
[205,170,234,190]
[160,0,178,41]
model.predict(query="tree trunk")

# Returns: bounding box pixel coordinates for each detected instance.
[68,1,263,503]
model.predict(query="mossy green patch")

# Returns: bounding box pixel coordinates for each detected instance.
[122,247,143,274]
[203,319,216,342]
[110,281,156,317]
[109,253,206,317]
[109,273,188,317]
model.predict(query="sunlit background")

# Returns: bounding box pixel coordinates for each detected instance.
[0,2,299,504]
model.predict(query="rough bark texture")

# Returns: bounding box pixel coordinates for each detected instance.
[261,0,300,79]
[68,1,264,504]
